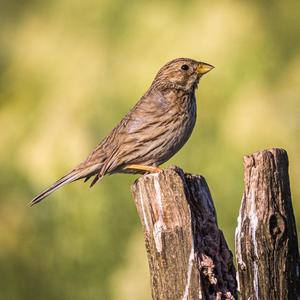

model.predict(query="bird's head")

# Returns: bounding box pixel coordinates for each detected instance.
[152,58,214,92]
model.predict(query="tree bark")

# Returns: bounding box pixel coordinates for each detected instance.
[131,166,237,300]
[235,148,300,300]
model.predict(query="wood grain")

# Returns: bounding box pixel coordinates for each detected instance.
[132,166,237,300]
[235,148,300,300]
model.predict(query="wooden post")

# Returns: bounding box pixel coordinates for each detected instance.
[235,148,300,299]
[131,166,237,300]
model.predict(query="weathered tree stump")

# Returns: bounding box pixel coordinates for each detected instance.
[235,148,300,300]
[131,166,237,300]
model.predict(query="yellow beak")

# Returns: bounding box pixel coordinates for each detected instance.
[197,62,214,75]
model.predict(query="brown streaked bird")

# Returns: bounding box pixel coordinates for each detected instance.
[31,58,214,206]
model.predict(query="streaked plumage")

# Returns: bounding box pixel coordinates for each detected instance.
[31,58,213,205]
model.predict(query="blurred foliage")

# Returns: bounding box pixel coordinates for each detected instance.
[0,0,299,299]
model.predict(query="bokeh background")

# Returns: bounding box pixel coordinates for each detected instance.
[0,1,299,299]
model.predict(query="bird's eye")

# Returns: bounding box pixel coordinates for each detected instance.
[181,64,189,71]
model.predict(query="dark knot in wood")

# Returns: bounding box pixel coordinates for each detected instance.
[269,213,285,239]
[235,148,300,300]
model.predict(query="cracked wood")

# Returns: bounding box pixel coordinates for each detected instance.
[132,166,237,300]
[235,148,300,300]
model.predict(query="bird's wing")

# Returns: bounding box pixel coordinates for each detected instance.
[98,90,172,174]
[31,91,170,204]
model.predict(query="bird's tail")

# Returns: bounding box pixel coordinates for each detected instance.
[30,165,100,206]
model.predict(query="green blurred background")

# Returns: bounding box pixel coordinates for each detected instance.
[0,0,299,299]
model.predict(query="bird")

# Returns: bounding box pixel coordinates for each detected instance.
[30,58,214,206]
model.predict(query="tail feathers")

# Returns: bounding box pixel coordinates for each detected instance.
[30,169,86,206]
[82,174,102,187]
[90,173,101,187]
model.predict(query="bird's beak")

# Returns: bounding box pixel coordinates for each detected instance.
[197,62,214,75]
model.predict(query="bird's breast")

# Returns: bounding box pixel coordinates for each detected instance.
[119,91,197,168]
[151,93,196,164]
[173,93,197,141]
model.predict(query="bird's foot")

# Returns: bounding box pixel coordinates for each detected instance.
[124,164,162,173]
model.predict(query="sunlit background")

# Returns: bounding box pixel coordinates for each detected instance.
[0,1,299,299]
